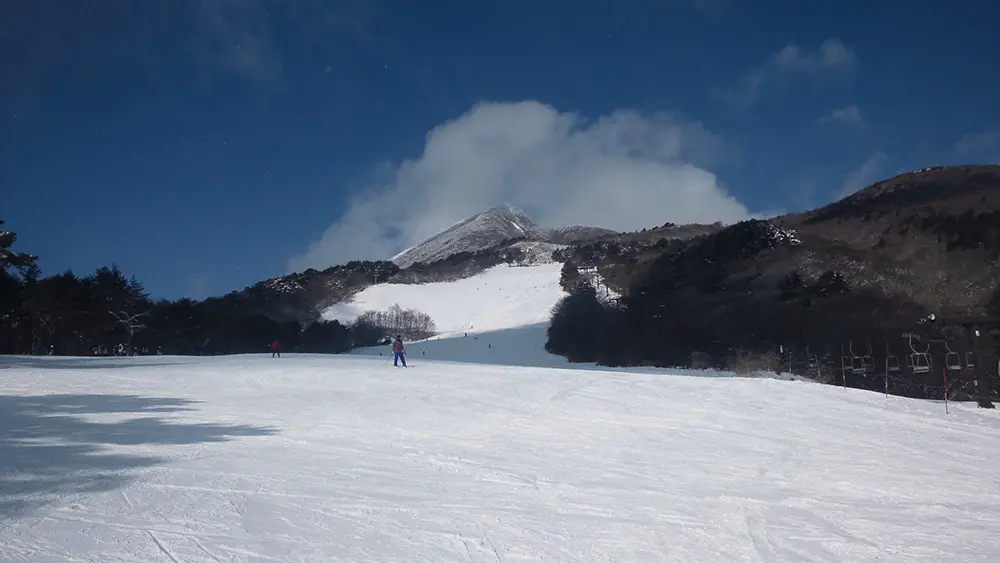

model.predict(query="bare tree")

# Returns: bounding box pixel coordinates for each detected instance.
[355,304,436,341]
[110,309,148,356]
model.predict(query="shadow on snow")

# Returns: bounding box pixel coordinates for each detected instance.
[0,356,184,371]
[0,393,277,519]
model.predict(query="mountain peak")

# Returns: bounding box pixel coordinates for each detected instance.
[390,203,623,269]
[391,205,543,268]
[488,202,529,215]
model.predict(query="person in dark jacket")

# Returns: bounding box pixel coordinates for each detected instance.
[271,340,281,358]
[392,335,406,367]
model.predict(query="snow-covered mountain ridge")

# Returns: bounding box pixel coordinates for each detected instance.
[391,204,617,268]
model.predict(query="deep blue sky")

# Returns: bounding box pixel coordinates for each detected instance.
[3,0,998,299]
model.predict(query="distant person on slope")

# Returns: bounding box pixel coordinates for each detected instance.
[392,335,407,367]
[271,340,281,358]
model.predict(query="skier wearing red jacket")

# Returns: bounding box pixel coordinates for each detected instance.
[392,335,407,367]
[271,340,281,358]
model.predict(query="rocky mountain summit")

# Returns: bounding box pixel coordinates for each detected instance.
[390,204,616,268]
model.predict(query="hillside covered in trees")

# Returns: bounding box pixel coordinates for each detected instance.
[0,222,433,356]
[546,166,1000,402]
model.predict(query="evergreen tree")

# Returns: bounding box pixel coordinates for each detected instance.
[559,261,581,292]
[546,281,609,362]
[301,320,351,353]
[0,220,37,272]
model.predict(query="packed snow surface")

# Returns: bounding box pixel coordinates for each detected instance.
[350,323,724,377]
[322,263,566,336]
[2,354,999,562]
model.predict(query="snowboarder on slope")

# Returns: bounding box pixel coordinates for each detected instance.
[271,340,281,358]
[392,335,407,367]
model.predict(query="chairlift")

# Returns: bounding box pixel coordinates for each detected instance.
[821,345,834,366]
[907,334,931,374]
[943,340,962,371]
[847,342,866,375]
[885,342,901,372]
[862,341,876,373]
[964,351,976,370]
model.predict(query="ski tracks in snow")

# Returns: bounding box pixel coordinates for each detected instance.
[2,356,999,561]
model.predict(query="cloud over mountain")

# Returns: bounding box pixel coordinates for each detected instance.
[288,100,752,272]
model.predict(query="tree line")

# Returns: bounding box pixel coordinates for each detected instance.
[0,221,437,356]
[353,304,437,343]
[545,219,1000,398]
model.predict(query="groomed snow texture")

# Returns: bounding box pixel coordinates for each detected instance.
[322,263,566,337]
[2,353,999,562]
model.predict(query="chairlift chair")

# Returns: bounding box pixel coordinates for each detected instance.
[847,342,866,375]
[862,341,876,373]
[907,334,932,374]
[886,343,901,372]
[944,341,962,371]
[912,353,932,374]
[965,351,975,370]
[821,346,834,366]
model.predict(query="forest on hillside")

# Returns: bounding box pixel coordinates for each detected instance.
[0,221,431,356]
[546,219,1000,402]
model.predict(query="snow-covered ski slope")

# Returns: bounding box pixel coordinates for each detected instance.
[323,263,566,336]
[352,323,569,369]
[325,262,619,370]
[2,354,999,562]
[347,322,732,375]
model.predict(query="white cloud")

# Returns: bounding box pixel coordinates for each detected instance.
[716,39,857,106]
[953,127,1000,164]
[288,101,753,272]
[837,151,888,199]
[818,104,866,129]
